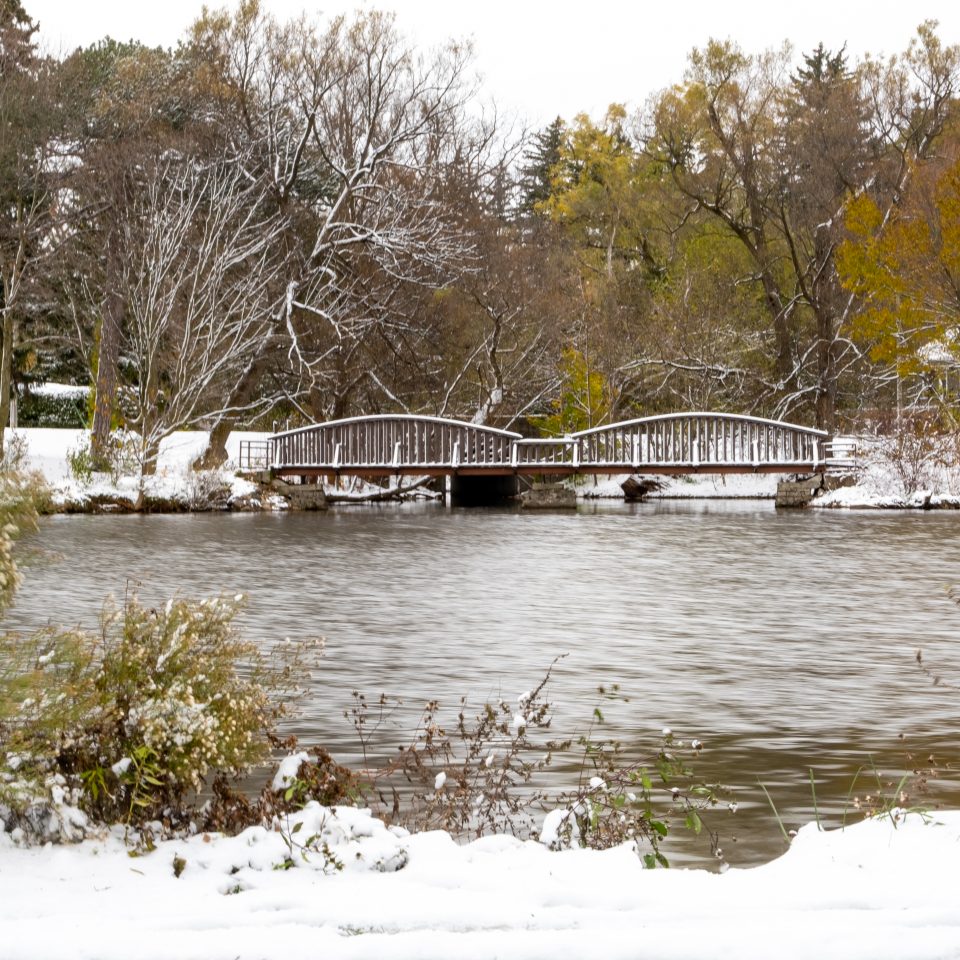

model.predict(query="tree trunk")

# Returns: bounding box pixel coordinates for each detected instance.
[0,306,14,456]
[812,231,838,432]
[196,417,233,471]
[814,308,838,432]
[91,241,124,465]
[193,343,277,470]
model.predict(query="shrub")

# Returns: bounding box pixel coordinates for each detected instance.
[1,431,29,473]
[0,472,39,610]
[0,595,322,839]
[66,432,139,486]
[17,389,88,429]
[66,439,96,486]
[350,663,723,866]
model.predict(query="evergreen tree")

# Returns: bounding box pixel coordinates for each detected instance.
[793,41,848,94]
[0,0,45,444]
[518,117,563,216]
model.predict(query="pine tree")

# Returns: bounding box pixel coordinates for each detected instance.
[518,117,563,216]
[0,0,35,73]
[793,41,848,93]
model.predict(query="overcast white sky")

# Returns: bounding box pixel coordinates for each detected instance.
[25,1,960,127]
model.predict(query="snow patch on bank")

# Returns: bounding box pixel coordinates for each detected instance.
[577,473,781,499]
[813,435,960,509]
[1,807,959,959]
[5,428,271,508]
[4,428,435,508]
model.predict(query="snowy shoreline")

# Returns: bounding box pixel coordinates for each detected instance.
[6,427,960,513]
[2,802,959,959]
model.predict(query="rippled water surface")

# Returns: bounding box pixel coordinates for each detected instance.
[10,502,960,864]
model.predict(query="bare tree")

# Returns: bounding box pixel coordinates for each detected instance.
[101,152,284,485]
[190,3,481,464]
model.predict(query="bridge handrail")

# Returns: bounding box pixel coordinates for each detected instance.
[260,410,839,474]
[271,414,523,441]
[568,412,829,439]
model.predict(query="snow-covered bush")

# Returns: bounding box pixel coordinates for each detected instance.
[17,388,88,428]
[846,427,960,503]
[874,428,948,499]
[0,476,323,842]
[1,595,322,840]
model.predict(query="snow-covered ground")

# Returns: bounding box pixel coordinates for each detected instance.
[578,473,781,499]
[7,426,960,510]
[1,803,958,959]
[814,437,960,509]
[5,428,267,509]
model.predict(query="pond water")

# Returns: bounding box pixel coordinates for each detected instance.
[8,502,960,866]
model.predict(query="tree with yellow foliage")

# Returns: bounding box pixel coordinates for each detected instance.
[838,156,960,410]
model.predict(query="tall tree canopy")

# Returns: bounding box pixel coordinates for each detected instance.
[2,7,959,454]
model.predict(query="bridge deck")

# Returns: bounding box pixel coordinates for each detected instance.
[267,463,822,478]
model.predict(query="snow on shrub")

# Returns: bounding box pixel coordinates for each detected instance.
[0,477,323,842]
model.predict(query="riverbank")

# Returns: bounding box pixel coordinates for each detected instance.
[6,426,960,512]
[5,428,276,513]
[2,801,958,960]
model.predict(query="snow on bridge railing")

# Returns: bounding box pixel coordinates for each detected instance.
[824,436,858,471]
[268,414,522,470]
[257,411,842,473]
[569,413,829,468]
[512,438,579,468]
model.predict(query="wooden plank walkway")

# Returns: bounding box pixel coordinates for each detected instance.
[240,413,843,478]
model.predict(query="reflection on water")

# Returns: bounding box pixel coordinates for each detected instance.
[8,502,960,865]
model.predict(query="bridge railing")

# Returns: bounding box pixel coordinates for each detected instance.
[269,415,521,470]
[257,412,840,474]
[512,438,577,467]
[238,440,271,471]
[570,414,828,468]
[825,437,858,471]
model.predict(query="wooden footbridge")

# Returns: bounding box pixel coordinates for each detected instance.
[240,412,845,478]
